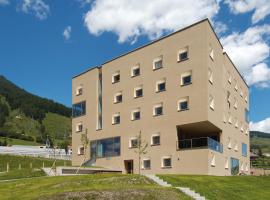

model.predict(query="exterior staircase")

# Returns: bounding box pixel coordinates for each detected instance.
[144,174,206,200]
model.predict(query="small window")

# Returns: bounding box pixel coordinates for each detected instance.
[234,141,238,151]
[211,153,216,167]
[129,137,138,148]
[235,118,238,128]
[131,109,141,121]
[178,97,189,111]
[156,80,166,92]
[240,87,243,97]
[228,113,232,124]
[181,71,192,86]
[77,146,84,155]
[153,103,163,116]
[227,91,231,108]
[223,113,227,123]
[225,157,229,169]
[242,143,247,157]
[228,72,232,84]
[209,47,214,60]
[142,159,151,169]
[162,157,172,168]
[245,94,248,103]
[153,56,163,70]
[114,92,122,103]
[76,86,83,96]
[245,109,249,123]
[134,86,143,98]
[235,81,238,91]
[209,95,215,110]
[151,134,160,146]
[76,123,83,132]
[131,65,140,77]
[112,72,120,83]
[227,137,232,149]
[178,47,188,62]
[208,68,213,84]
[245,127,249,135]
[112,113,120,125]
[234,98,238,109]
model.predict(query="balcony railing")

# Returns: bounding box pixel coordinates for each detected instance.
[176,137,223,153]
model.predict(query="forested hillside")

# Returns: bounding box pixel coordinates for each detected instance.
[0,75,71,146]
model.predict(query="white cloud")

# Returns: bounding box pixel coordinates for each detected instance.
[0,0,9,5]
[221,25,270,87]
[84,0,220,43]
[225,0,270,24]
[214,21,228,35]
[63,26,72,40]
[250,118,270,133]
[18,0,50,20]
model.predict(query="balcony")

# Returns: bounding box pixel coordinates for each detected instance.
[177,137,223,153]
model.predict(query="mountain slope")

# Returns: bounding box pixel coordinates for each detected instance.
[250,131,270,154]
[0,75,71,121]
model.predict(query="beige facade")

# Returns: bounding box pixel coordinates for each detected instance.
[72,19,250,176]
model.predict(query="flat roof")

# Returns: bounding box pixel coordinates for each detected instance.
[72,18,248,87]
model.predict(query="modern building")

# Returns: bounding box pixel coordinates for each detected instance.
[72,19,250,176]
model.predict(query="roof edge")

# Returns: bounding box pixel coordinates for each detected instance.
[72,66,100,79]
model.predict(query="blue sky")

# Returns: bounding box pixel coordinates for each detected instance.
[0,0,270,132]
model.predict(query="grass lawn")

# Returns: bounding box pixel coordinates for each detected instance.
[0,154,71,172]
[159,175,270,200]
[0,136,42,146]
[0,174,191,200]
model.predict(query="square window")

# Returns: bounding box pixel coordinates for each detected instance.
[114,93,122,103]
[182,75,192,85]
[131,66,140,77]
[178,48,188,62]
[208,68,213,84]
[157,82,166,92]
[76,123,83,132]
[142,159,151,169]
[132,110,141,120]
[209,95,215,110]
[130,138,138,148]
[151,135,160,145]
[178,98,189,111]
[112,73,120,83]
[154,105,163,116]
[134,88,143,98]
[162,157,172,168]
[112,114,120,125]
[76,86,83,96]
[78,147,84,155]
[153,59,163,70]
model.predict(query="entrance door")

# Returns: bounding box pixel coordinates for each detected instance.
[124,160,134,174]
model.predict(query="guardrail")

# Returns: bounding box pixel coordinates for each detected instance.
[176,137,223,153]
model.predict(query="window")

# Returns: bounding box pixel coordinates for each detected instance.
[76,86,83,96]
[178,97,189,111]
[227,137,232,149]
[240,122,244,132]
[153,56,163,70]
[245,163,249,172]
[208,68,213,84]
[228,113,232,124]
[131,65,140,77]
[178,47,188,62]
[245,109,249,123]
[112,113,120,125]
[209,95,215,110]
[112,72,120,83]
[134,86,143,98]
[227,91,231,108]
[76,123,83,132]
[142,159,151,169]
[240,87,243,97]
[211,153,216,167]
[78,146,84,155]
[245,127,249,135]
[72,101,86,118]
[181,71,192,86]
[245,94,248,102]
[223,113,227,123]
[131,109,141,120]
[156,80,166,92]
[90,137,120,158]
[225,157,229,169]
[234,141,238,151]
[151,134,160,145]
[231,158,239,175]
[162,156,172,168]
[129,137,138,148]
[209,46,214,60]
[114,92,122,103]
[153,103,163,116]
[235,81,238,91]
[235,118,238,128]
[228,72,232,84]
[242,143,247,157]
[234,98,238,109]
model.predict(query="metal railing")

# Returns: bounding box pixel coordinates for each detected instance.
[177,137,223,153]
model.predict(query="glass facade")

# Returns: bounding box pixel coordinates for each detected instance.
[90,137,120,158]
[230,158,239,175]
[72,101,86,118]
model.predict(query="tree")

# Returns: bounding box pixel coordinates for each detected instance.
[134,131,148,175]
[76,129,89,174]
[258,147,263,157]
